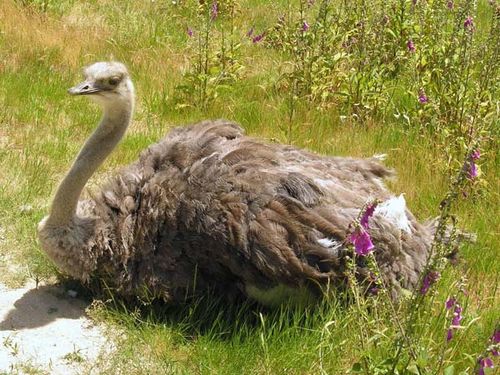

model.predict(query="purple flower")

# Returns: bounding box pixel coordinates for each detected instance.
[420,270,440,294]
[478,357,494,375]
[418,89,429,104]
[247,26,254,38]
[445,297,457,310]
[252,33,265,44]
[466,149,481,179]
[302,21,310,32]
[360,203,377,230]
[211,1,218,21]
[451,304,463,326]
[187,27,194,37]
[349,228,375,256]
[481,358,494,367]
[492,328,500,344]
[464,16,475,31]
[445,299,463,341]
[447,328,454,342]
[447,1,454,9]
[468,160,478,179]
[407,39,416,52]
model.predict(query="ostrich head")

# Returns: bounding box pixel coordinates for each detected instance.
[68,61,134,109]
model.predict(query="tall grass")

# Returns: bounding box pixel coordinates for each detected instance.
[0,0,498,373]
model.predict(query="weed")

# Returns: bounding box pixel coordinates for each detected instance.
[3,335,20,356]
[175,0,244,110]
[62,347,85,364]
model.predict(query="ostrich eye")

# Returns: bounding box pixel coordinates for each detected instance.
[108,77,120,86]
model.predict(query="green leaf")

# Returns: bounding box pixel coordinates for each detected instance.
[406,363,419,375]
[444,365,455,375]
[351,362,363,372]
[387,28,397,39]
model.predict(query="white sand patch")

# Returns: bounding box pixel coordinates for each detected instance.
[0,282,110,374]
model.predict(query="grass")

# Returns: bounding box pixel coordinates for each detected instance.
[0,0,498,373]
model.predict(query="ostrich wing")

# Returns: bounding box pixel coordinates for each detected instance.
[90,120,430,301]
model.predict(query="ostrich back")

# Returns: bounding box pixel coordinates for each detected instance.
[77,120,431,303]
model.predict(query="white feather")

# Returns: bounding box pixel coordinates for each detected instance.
[372,153,387,161]
[317,238,343,256]
[317,238,336,247]
[375,194,412,233]
[314,178,335,188]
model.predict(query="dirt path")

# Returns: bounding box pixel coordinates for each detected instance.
[0,282,110,374]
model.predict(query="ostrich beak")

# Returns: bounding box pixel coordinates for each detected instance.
[68,80,102,96]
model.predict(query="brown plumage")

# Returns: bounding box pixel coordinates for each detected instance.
[38,62,434,305]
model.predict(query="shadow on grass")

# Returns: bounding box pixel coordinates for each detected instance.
[95,284,343,343]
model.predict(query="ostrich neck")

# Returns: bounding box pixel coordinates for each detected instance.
[47,99,133,226]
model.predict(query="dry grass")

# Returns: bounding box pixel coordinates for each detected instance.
[0,1,108,71]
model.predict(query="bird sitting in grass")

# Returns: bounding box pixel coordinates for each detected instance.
[38,61,442,306]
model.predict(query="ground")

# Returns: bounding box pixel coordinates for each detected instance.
[0,282,110,375]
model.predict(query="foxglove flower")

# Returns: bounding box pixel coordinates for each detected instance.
[445,297,457,310]
[451,304,463,326]
[447,329,454,342]
[360,203,377,230]
[407,39,416,52]
[252,33,265,43]
[211,1,218,21]
[491,327,500,356]
[418,89,428,104]
[187,27,194,37]
[475,327,499,373]
[477,357,494,375]
[468,161,478,179]
[446,299,463,341]
[247,26,254,38]
[420,270,440,294]
[493,328,500,344]
[466,150,480,179]
[302,21,310,32]
[349,228,375,256]
[464,16,475,31]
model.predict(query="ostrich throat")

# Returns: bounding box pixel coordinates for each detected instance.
[48,97,134,225]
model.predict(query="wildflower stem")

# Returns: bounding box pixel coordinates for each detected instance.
[391,139,482,372]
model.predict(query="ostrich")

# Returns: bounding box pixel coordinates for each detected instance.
[38,61,436,306]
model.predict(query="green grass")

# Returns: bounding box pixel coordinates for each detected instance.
[0,0,498,373]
